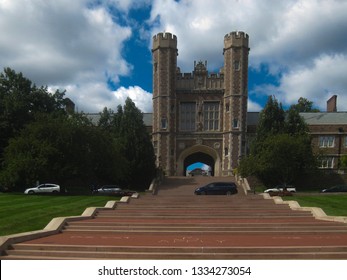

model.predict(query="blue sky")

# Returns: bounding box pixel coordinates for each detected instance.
[1,0,347,114]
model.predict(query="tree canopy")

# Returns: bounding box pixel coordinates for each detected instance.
[0,68,156,192]
[239,96,317,187]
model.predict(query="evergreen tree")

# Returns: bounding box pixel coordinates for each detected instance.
[112,98,156,189]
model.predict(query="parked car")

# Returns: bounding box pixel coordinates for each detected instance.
[194,182,238,195]
[264,185,296,193]
[24,183,65,194]
[321,185,347,193]
[95,185,122,194]
[188,168,207,176]
[94,185,137,196]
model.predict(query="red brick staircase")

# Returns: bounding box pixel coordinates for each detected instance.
[1,176,347,259]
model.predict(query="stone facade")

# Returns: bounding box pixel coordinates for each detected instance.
[152,31,249,176]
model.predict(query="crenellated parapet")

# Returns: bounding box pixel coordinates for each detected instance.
[176,72,224,80]
[152,32,177,51]
[224,31,249,50]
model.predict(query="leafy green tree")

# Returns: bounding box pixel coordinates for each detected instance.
[0,67,66,160]
[112,98,156,189]
[0,114,126,190]
[256,95,285,138]
[98,107,114,129]
[248,134,316,186]
[286,107,309,136]
[239,96,317,187]
[289,97,320,112]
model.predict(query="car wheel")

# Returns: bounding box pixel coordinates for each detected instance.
[52,190,58,193]
[201,191,206,195]
[226,191,232,195]
[28,190,35,194]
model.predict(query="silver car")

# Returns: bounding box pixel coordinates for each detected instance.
[24,183,61,194]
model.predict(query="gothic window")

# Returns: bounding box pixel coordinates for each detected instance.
[161,118,167,130]
[319,136,335,148]
[233,118,239,129]
[234,60,240,71]
[179,102,196,131]
[203,102,220,131]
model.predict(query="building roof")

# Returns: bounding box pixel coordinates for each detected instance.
[85,112,347,127]
[300,112,347,125]
[85,113,153,127]
[142,113,152,126]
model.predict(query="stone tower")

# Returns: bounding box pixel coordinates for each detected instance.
[222,31,250,174]
[152,33,178,175]
[152,31,249,176]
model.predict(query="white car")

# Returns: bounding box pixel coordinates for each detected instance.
[264,186,296,193]
[24,183,62,194]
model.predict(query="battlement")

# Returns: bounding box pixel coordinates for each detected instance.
[152,32,177,50]
[176,71,224,80]
[224,31,249,49]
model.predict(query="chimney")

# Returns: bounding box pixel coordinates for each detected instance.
[327,95,337,112]
[64,98,75,115]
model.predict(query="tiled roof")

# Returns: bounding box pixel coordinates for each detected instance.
[300,112,347,125]
[84,112,347,127]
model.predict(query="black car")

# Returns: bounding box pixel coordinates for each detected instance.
[321,185,347,193]
[194,182,238,195]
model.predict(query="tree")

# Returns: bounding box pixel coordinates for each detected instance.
[286,107,309,136]
[248,134,316,186]
[112,98,156,189]
[256,96,285,138]
[289,97,320,112]
[0,67,66,160]
[239,96,317,187]
[0,114,126,190]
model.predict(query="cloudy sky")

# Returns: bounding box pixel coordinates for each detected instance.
[1,0,347,113]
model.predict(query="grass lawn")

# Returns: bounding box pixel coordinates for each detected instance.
[282,194,347,217]
[0,193,119,236]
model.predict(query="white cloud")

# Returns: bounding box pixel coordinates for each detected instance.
[112,86,153,113]
[148,0,347,110]
[277,54,347,110]
[248,100,263,112]
[0,0,136,111]
[54,83,152,113]
[1,0,347,113]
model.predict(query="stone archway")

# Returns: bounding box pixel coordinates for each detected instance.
[177,144,221,176]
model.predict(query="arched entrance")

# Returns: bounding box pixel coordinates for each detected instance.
[184,152,215,176]
[177,144,221,176]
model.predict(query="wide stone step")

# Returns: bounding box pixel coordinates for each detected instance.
[3,244,347,260]
[63,227,347,233]
[67,221,345,227]
[96,210,311,215]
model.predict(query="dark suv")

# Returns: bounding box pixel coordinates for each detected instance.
[194,182,238,195]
